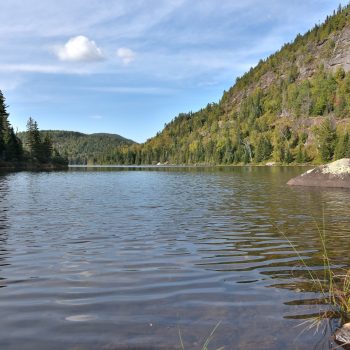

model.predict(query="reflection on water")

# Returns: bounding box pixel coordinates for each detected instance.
[0,175,9,290]
[0,167,349,349]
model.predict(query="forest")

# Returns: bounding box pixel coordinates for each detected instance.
[81,3,350,166]
[25,131,135,165]
[0,90,67,168]
[5,5,350,166]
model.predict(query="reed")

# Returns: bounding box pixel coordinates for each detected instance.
[277,214,350,324]
[178,321,224,350]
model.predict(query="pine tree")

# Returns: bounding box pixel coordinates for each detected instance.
[295,145,306,163]
[255,136,273,162]
[0,90,23,162]
[0,90,9,158]
[334,132,350,159]
[318,119,336,162]
[5,128,23,161]
[42,133,53,163]
[26,117,42,160]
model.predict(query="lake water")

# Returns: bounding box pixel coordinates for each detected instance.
[1,166,350,350]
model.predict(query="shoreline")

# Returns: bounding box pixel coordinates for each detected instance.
[69,163,313,169]
[0,162,68,172]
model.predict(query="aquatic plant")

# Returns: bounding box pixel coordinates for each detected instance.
[277,215,350,325]
[178,321,224,350]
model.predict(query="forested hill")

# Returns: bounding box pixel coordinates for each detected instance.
[107,4,350,165]
[18,130,136,165]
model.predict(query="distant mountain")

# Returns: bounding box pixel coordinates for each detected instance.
[17,130,136,165]
[108,4,350,165]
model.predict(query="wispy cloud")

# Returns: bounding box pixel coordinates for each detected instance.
[116,48,135,65]
[54,36,104,62]
[0,63,91,74]
[85,86,175,95]
[1,0,348,141]
[90,114,103,120]
[0,77,23,91]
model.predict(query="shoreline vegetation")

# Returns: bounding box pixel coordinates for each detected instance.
[279,218,350,347]
[68,163,312,168]
[0,90,68,171]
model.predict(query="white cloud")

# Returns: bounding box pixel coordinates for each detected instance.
[116,48,135,65]
[54,35,104,62]
[90,114,103,119]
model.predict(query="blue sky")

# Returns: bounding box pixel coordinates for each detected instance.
[1,0,348,143]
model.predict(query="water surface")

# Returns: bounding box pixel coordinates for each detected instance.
[1,167,350,349]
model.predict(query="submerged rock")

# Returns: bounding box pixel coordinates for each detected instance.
[335,323,350,348]
[287,159,350,188]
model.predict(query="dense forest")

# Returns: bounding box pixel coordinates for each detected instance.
[92,4,350,166]
[17,131,135,165]
[0,90,67,169]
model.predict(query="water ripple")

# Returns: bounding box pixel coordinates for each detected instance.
[0,167,349,349]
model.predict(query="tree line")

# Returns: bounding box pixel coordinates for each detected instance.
[83,4,350,166]
[0,89,67,167]
[83,67,350,166]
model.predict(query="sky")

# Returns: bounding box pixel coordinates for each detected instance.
[1,0,348,143]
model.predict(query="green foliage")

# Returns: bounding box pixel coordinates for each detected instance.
[24,117,67,165]
[99,4,350,166]
[295,145,307,163]
[255,136,272,163]
[0,90,23,162]
[317,119,337,162]
[10,4,347,167]
[17,130,135,165]
[334,131,350,159]
[0,90,59,167]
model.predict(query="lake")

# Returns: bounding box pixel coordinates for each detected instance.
[1,166,350,350]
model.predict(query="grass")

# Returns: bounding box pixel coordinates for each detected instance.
[177,213,350,348]
[178,321,224,350]
[276,212,350,327]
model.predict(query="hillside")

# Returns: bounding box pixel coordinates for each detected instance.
[107,4,350,165]
[18,130,136,165]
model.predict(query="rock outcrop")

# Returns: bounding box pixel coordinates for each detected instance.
[287,159,350,188]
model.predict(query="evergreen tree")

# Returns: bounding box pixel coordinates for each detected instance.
[285,148,294,163]
[334,132,350,159]
[0,90,9,158]
[0,90,23,162]
[317,119,336,162]
[42,133,53,163]
[255,136,273,162]
[5,128,23,161]
[26,117,42,160]
[295,145,306,163]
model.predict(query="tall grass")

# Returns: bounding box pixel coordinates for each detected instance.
[178,321,224,350]
[277,214,350,324]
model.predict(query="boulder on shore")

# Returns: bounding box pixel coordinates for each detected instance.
[334,322,350,348]
[287,159,350,189]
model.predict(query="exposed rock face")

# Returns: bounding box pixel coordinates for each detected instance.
[287,159,350,188]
